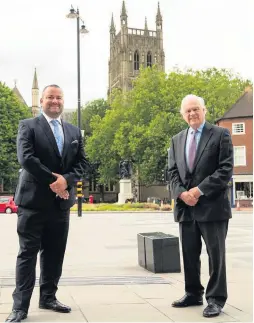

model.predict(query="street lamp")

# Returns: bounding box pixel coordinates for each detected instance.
[66,5,89,130]
[66,5,89,217]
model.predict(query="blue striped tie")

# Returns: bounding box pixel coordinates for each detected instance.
[51,120,63,155]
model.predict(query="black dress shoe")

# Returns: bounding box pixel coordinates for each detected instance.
[5,310,27,322]
[39,300,71,313]
[172,294,203,307]
[203,303,222,317]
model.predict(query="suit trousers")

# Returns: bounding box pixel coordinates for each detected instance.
[12,202,70,312]
[179,219,228,307]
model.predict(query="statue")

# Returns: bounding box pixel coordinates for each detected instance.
[119,160,132,179]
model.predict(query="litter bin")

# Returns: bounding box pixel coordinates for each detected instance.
[137,232,181,273]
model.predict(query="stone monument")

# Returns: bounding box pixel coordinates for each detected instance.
[118,160,133,204]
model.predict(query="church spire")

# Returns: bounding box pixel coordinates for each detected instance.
[110,13,116,33]
[32,68,39,117]
[121,1,127,18]
[120,0,128,25]
[156,2,162,25]
[32,68,39,89]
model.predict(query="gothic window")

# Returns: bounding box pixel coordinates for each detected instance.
[134,50,139,70]
[147,51,152,67]
[129,50,132,61]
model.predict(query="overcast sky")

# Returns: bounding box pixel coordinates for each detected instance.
[0,0,253,110]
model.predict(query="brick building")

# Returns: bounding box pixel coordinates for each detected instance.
[216,88,253,207]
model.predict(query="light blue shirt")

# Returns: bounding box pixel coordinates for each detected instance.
[185,121,205,195]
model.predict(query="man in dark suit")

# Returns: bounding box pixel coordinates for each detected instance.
[168,94,233,318]
[6,85,88,322]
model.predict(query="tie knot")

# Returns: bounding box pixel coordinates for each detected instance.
[191,129,198,135]
[51,119,60,127]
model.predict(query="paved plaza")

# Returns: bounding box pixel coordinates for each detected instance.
[0,211,252,322]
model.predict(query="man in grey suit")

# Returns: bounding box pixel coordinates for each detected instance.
[6,85,88,322]
[168,94,233,318]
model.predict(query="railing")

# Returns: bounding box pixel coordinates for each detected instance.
[128,28,156,37]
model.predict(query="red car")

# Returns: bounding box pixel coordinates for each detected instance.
[0,196,18,214]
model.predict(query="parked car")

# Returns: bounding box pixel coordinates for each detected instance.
[0,196,18,214]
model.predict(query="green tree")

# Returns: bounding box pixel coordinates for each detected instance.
[71,99,109,137]
[86,66,252,185]
[0,82,32,192]
[86,90,125,183]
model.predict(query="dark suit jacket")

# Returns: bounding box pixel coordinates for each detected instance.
[168,122,233,222]
[14,114,88,210]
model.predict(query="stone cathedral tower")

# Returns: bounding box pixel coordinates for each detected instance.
[108,1,165,95]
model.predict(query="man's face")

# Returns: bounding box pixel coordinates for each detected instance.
[40,87,64,118]
[181,99,206,129]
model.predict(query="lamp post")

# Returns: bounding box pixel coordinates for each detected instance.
[66,5,88,217]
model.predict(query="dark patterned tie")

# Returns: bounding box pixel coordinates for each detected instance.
[188,130,197,171]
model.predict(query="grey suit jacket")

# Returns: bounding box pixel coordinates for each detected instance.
[168,122,233,222]
[14,114,88,210]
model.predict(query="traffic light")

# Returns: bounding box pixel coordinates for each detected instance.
[76,181,83,197]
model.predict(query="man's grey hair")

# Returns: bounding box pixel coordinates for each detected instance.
[180,94,206,114]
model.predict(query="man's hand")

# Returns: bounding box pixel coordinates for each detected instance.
[50,172,68,194]
[188,187,202,199]
[58,190,69,200]
[179,191,198,206]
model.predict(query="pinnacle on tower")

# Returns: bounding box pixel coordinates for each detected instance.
[144,17,148,30]
[156,2,162,23]
[32,68,39,89]
[121,1,127,17]
[110,13,116,33]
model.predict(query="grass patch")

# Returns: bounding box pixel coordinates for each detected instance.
[70,203,172,212]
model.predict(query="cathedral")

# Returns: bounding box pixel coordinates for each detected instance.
[108,1,165,95]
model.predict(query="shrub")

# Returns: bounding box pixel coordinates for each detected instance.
[70,202,166,212]
[160,204,172,211]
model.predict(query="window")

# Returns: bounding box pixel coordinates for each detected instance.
[129,50,132,61]
[105,182,115,192]
[134,50,139,70]
[235,182,253,198]
[234,146,246,166]
[147,51,152,67]
[0,197,9,203]
[232,123,245,134]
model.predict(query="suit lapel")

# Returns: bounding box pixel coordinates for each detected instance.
[61,121,71,160]
[37,114,61,158]
[179,128,188,173]
[192,122,213,172]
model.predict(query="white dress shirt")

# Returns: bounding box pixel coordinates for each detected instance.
[42,112,64,145]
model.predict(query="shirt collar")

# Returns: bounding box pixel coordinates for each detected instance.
[189,121,205,134]
[42,112,62,125]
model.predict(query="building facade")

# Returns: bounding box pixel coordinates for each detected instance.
[108,1,165,95]
[216,88,253,207]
